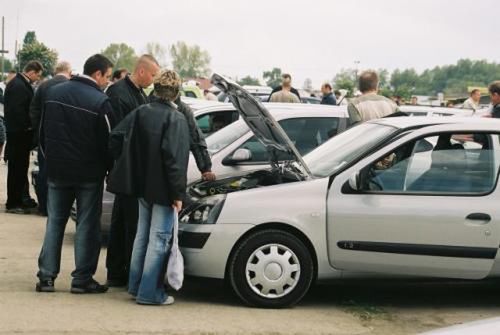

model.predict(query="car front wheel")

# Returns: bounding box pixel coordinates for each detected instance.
[228,229,314,308]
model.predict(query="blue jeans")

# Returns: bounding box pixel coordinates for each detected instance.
[37,180,103,286]
[128,199,174,304]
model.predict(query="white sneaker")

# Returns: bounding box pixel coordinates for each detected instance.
[162,296,175,305]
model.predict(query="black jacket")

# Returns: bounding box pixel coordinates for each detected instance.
[270,85,301,100]
[176,97,212,173]
[150,94,212,173]
[4,73,34,133]
[492,104,500,118]
[107,100,190,206]
[106,75,148,123]
[30,74,69,145]
[320,92,337,105]
[42,76,116,183]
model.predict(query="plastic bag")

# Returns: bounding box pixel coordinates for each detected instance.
[166,210,184,290]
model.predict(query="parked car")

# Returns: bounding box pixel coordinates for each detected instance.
[187,102,348,184]
[179,74,500,308]
[399,105,489,117]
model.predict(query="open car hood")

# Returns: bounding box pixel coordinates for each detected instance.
[211,73,312,178]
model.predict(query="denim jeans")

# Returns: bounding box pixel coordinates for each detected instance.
[128,199,174,304]
[37,179,103,286]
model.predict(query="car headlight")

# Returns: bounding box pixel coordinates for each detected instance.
[180,194,226,225]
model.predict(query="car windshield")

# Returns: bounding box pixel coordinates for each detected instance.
[304,123,397,178]
[205,120,249,155]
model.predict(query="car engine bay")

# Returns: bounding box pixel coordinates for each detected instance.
[189,166,305,199]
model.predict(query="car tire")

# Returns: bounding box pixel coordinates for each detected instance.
[228,229,314,308]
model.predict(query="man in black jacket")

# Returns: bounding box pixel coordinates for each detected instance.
[30,61,72,216]
[320,83,337,105]
[36,54,115,294]
[105,54,160,287]
[107,69,190,305]
[489,81,500,118]
[269,73,301,101]
[4,61,43,214]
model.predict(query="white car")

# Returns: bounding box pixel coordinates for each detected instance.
[187,103,348,184]
[179,74,500,308]
[399,105,490,117]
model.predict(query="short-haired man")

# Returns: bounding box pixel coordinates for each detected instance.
[105,54,160,287]
[463,89,481,111]
[4,60,43,214]
[269,74,300,103]
[30,61,72,216]
[489,81,500,118]
[320,83,337,105]
[269,74,301,100]
[36,54,116,294]
[347,70,398,126]
[107,69,190,305]
[410,96,418,106]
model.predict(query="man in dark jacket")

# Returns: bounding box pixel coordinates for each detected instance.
[105,54,160,287]
[30,61,72,216]
[4,61,43,214]
[320,83,337,105]
[107,69,190,305]
[269,73,301,101]
[489,81,500,118]
[36,54,115,294]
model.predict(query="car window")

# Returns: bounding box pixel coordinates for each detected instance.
[234,117,340,163]
[195,110,239,137]
[205,120,249,155]
[360,133,500,194]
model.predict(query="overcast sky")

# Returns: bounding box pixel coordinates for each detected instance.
[1,0,498,87]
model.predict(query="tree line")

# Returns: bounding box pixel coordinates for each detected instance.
[5,31,499,100]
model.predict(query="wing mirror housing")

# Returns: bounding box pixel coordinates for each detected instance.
[342,171,360,193]
[222,148,252,166]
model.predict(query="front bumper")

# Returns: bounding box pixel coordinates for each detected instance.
[179,222,255,279]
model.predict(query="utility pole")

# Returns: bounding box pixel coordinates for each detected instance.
[0,17,9,80]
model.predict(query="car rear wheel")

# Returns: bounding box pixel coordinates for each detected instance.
[228,229,314,308]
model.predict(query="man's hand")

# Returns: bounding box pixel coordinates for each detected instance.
[202,171,216,181]
[172,200,183,213]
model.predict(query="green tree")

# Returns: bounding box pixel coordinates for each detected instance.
[101,43,138,72]
[263,67,282,88]
[170,41,211,78]
[145,42,167,67]
[390,68,419,98]
[333,68,356,96]
[237,75,260,86]
[18,31,58,77]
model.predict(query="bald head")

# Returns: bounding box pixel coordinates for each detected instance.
[131,54,160,88]
[54,61,72,78]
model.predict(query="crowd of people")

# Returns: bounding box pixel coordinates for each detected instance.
[1,55,500,306]
[2,54,216,305]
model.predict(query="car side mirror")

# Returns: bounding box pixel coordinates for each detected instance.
[222,148,252,166]
[348,171,360,191]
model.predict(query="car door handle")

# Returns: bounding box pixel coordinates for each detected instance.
[466,213,491,222]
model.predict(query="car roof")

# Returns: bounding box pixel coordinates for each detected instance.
[194,102,349,118]
[370,116,500,129]
[399,105,489,115]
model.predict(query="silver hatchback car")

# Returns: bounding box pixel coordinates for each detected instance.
[180,75,500,308]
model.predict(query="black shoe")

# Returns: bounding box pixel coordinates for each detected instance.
[36,279,55,292]
[106,278,127,287]
[22,199,38,209]
[6,207,30,215]
[71,279,108,294]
